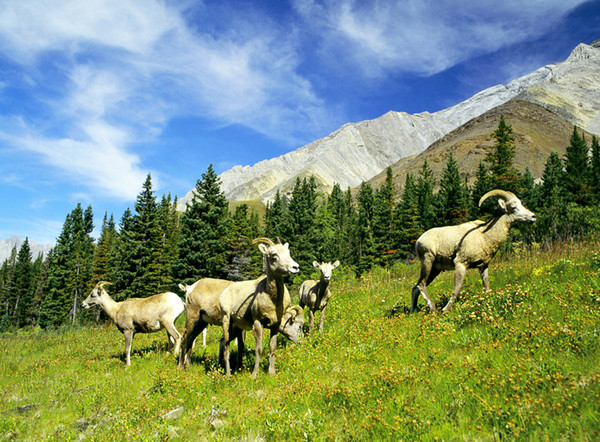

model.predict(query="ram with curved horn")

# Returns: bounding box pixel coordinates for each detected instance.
[410,189,536,313]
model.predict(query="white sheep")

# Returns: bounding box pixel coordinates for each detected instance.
[177,278,234,370]
[410,189,536,313]
[219,238,303,377]
[81,281,185,365]
[299,260,340,333]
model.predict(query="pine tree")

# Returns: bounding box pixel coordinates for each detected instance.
[591,136,600,199]
[564,126,591,205]
[437,153,469,225]
[373,167,397,265]
[39,204,95,327]
[396,173,421,258]
[485,115,520,193]
[356,182,375,274]
[225,204,262,280]
[156,193,180,292]
[287,177,319,274]
[537,152,568,241]
[471,161,491,217]
[173,164,232,285]
[264,189,292,241]
[91,212,117,285]
[13,238,33,327]
[0,246,17,325]
[327,183,350,265]
[416,160,436,231]
[109,209,137,301]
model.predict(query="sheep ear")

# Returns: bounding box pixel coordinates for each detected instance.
[498,199,507,211]
[284,242,290,249]
[332,260,340,268]
[258,244,268,254]
[178,283,187,292]
[313,261,319,268]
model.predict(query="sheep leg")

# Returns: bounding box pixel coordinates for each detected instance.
[162,321,182,356]
[178,319,207,370]
[480,265,490,291]
[124,330,134,366]
[202,328,207,347]
[252,320,264,379]
[308,310,315,333]
[411,256,438,313]
[442,263,467,313]
[267,327,278,376]
[235,329,246,370]
[318,306,326,332]
[221,315,232,375]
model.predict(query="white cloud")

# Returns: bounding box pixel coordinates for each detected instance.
[0,0,333,201]
[293,0,589,77]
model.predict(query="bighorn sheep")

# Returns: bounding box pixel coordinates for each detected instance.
[299,260,340,333]
[411,189,536,313]
[177,278,235,370]
[219,238,304,377]
[82,281,185,365]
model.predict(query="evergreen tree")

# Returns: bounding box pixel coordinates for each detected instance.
[91,212,117,285]
[471,161,491,217]
[39,204,94,327]
[437,153,469,225]
[156,193,180,291]
[0,246,17,323]
[173,164,232,285]
[485,115,520,193]
[225,204,262,280]
[13,239,33,327]
[356,182,375,274]
[564,126,591,205]
[537,152,568,241]
[416,160,436,231]
[373,166,396,265]
[109,209,137,301]
[326,183,351,265]
[396,173,421,258]
[591,136,600,199]
[264,189,292,241]
[287,177,319,275]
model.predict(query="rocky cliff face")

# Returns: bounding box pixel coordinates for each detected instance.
[179,41,600,207]
[0,236,54,264]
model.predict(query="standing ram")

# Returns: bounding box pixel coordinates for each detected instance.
[410,189,536,313]
[81,281,185,365]
[299,260,340,333]
[219,238,304,378]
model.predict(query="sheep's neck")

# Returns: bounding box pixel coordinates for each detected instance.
[484,214,511,251]
[98,291,121,322]
[317,279,330,299]
[266,273,286,319]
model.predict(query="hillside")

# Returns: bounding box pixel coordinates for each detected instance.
[368,99,593,192]
[179,40,600,208]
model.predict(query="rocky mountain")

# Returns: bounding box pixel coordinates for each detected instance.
[368,99,594,192]
[0,236,54,264]
[180,40,600,207]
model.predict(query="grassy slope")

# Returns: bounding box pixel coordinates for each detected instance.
[1,241,599,441]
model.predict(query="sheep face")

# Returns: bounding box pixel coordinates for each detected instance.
[82,282,108,309]
[500,197,536,223]
[313,260,340,281]
[279,306,304,342]
[258,242,300,276]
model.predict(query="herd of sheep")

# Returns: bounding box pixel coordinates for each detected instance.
[81,189,536,376]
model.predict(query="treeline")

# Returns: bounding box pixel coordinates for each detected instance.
[1,117,599,330]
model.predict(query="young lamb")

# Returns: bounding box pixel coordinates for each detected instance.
[299,260,340,333]
[219,238,303,378]
[82,281,185,365]
[177,278,235,370]
[411,189,536,313]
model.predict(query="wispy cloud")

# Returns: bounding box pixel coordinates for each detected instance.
[0,0,330,201]
[293,0,589,77]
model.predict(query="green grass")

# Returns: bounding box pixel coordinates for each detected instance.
[2,241,600,441]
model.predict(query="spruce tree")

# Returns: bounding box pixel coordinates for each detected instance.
[396,173,421,258]
[287,177,318,274]
[264,189,292,241]
[156,193,180,291]
[471,161,491,217]
[437,153,469,225]
[416,160,436,231]
[13,238,33,327]
[485,115,520,193]
[173,164,232,285]
[0,246,17,324]
[91,212,117,285]
[373,166,396,265]
[356,182,375,274]
[109,209,137,301]
[327,183,350,265]
[564,126,591,205]
[538,152,568,241]
[591,136,600,199]
[225,204,262,280]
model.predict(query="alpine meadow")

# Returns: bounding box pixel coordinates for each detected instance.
[1,118,600,440]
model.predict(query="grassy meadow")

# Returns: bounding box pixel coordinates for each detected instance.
[1,240,599,441]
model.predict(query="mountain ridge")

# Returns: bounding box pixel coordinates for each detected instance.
[179,40,600,207]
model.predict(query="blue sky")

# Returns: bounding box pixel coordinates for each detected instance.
[0,0,599,245]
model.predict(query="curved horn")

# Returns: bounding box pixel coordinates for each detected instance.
[97,281,112,288]
[252,237,276,246]
[479,189,517,207]
[288,305,304,317]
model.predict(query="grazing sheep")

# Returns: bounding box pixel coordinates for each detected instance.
[299,260,340,333]
[411,189,536,313]
[219,238,303,377]
[177,278,235,370]
[81,281,185,365]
